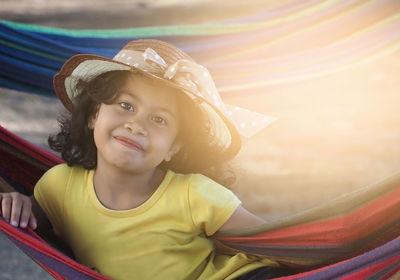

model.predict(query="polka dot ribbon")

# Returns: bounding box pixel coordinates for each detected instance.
[114,48,276,138]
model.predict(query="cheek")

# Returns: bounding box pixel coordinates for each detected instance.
[92,125,103,148]
[151,128,179,150]
[93,107,120,130]
[166,127,180,146]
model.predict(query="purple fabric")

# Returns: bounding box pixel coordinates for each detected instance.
[295,237,400,280]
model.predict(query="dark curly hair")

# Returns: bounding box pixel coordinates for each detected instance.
[49,70,235,186]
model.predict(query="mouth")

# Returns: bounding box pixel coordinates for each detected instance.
[113,136,144,151]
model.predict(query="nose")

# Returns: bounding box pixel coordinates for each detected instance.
[124,121,147,136]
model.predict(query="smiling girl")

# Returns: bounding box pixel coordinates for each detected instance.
[0,39,290,279]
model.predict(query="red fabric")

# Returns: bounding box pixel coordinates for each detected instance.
[0,126,62,167]
[0,148,47,190]
[217,187,400,246]
[0,125,62,191]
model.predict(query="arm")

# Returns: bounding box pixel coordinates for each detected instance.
[216,205,265,233]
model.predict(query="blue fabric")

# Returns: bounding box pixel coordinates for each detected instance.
[0,22,129,95]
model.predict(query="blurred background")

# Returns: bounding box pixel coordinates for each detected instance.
[1,0,400,278]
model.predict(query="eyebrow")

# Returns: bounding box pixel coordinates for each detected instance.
[118,91,178,120]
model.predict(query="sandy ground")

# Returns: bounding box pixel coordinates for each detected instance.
[0,232,53,280]
[1,0,400,279]
[0,0,273,29]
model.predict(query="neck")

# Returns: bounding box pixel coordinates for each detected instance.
[93,163,165,210]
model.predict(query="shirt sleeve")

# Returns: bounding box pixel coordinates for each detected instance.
[33,163,70,238]
[188,174,241,236]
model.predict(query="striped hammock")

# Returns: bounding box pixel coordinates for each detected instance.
[0,125,399,279]
[1,0,399,278]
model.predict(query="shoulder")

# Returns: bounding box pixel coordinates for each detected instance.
[187,173,239,201]
[35,163,88,190]
[37,163,71,184]
[34,164,90,210]
[165,170,240,205]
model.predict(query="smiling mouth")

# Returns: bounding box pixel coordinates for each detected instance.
[114,136,144,151]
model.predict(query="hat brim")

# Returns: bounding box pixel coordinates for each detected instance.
[53,54,242,159]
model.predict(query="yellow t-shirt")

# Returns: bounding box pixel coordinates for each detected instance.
[34,164,275,280]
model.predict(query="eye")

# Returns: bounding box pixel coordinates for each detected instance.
[119,102,134,112]
[152,116,167,125]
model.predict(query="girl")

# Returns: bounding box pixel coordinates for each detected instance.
[0,39,288,279]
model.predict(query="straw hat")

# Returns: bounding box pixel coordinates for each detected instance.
[53,39,274,159]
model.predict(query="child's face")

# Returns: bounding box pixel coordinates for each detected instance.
[89,73,182,173]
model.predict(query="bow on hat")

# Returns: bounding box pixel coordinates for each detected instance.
[114,48,276,139]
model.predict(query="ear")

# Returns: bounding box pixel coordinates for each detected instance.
[88,117,95,129]
[164,143,181,162]
[88,111,99,130]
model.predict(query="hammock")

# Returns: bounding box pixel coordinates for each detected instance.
[0,124,399,279]
[1,1,399,278]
